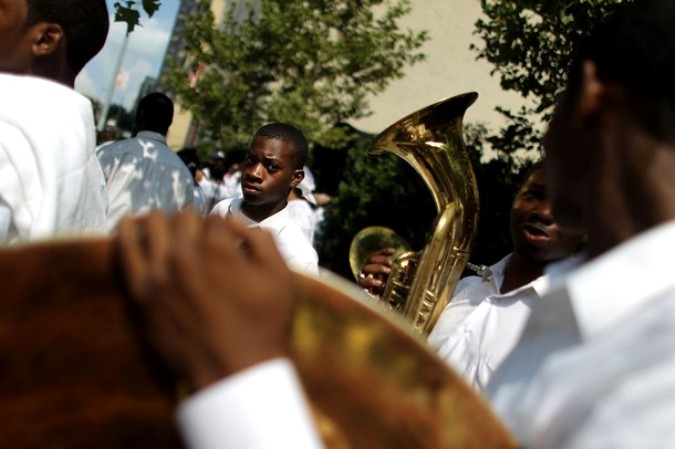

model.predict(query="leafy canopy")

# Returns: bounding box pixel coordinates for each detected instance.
[473,0,623,153]
[114,0,162,34]
[163,0,428,148]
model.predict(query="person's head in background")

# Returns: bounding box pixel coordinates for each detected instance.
[0,0,109,87]
[206,152,227,183]
[132,92,173,137]
[177,148,203,185]
[241,123,307,222]
[509,161,584,266]
[543,0,675,258]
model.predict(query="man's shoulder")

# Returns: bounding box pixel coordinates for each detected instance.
[0,74,92,125]
[95,137,140,158]
[211,198,237,217]
[0,74,83,99]
[278,219,317,255]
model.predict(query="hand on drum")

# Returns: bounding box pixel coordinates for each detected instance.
[115,210,297,392]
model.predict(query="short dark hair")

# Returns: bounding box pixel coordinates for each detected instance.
[135,93,174,135]
[568,0,675,142]
[516,160,544,187]
[25,0,109,74]
[253,123,308,170]
[177,148,201,179]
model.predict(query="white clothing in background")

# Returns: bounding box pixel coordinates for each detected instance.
[488,220,675,449]
[287,198,317,244]
[199,178,236,211]
[211,197,318,274]
[96,130,195,229]
[193,184,208,215]
[0,74,107,243]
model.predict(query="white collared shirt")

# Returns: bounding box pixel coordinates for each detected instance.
[488,220,675,449]
[96,131,196,229]
[211,197,318,274]
[428,255,556,391]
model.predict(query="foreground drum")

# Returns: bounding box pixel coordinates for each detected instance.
[0,238,517,449]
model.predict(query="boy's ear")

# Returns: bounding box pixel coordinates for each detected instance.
[31,23,65,57]
[290,169,305,188]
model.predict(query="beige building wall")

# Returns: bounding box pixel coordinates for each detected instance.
[169,0,529,147]
[349,0,529,134]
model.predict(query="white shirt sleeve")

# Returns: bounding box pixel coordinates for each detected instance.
[0,127,37,243]
[176,358,325,449]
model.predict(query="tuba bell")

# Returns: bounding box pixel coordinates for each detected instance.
[350,92,480,335]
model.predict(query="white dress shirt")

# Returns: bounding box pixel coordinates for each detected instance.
[211,197,318,273]
[0,74,107,243]
[96,131,195,229]
[488,220,675,449]
[427,255,552,391]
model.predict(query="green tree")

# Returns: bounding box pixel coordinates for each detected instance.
[162,0,428,148]
[473,0,623,153]
[114,0,162,34]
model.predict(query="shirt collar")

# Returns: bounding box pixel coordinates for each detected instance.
[483,254,543,301]
[227,198,290,236]
[488,253,582,301]
[553,220,675,340]
[136,130,167,144]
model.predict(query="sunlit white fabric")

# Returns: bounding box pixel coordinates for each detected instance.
[211,197,318,274]
[0,74,107,243]
[489,220,675,449]
[96,131,195,228]
[287,198,317,244]
[427,255,553,391]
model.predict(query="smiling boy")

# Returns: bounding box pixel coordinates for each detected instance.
[211,123,318,273]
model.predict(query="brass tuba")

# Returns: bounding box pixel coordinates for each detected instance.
[350,92,480,335]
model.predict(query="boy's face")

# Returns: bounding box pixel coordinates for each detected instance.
[241,135,304,215]
[0,0,33,74]
[510,168,583,262]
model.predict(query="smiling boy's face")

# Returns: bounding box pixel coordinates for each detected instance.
[510,167,583,262]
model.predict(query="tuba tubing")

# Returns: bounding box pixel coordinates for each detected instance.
[359,92,480,335]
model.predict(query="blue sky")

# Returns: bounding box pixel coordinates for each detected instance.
[75,0,180,110]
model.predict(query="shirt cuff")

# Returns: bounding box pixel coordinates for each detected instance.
[176,358,324,449]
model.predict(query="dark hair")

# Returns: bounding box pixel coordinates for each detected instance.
[177,148,201,179]
[253,123,308,169]
[568,0,675,141]
[135,93,174,135]
[25,0,109,74]
[516,160,544,188]
[207,153,227,181]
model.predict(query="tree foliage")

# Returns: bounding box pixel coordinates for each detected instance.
[163,0,428,148]
[114,0,162,34]
[473,0,624,153]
